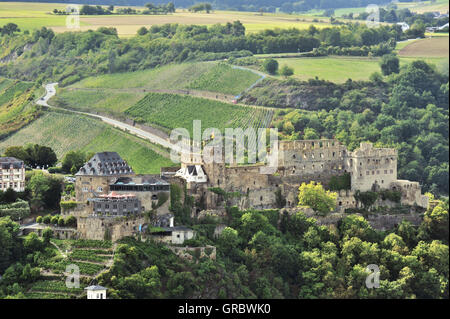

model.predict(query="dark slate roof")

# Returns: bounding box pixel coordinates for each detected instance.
[76,152,133,176]
[84,285,107,291]
[187,165,198,176]
[112,175,170,186]
[0,157,24,169]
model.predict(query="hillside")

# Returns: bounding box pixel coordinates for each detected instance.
[124,92,274,136]
[0,77,41,139]
[0,111,175,174]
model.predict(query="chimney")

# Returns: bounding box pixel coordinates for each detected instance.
[169,217,174,228]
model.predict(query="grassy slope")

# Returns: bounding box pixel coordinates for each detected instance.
[0,111,175,174]
[69,62,259,95]
[0,78,40,138]
[186,63,261,95]
[125,92,273,135]
[52,89,146,114]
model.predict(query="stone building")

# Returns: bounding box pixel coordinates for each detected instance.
[169,139,428,214]
[0,157,26,192]
[69,151,171,241]
[88,192,142,216]
[75,152,134,203]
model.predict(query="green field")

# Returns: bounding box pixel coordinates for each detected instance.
[0,111,175,174]
[274,54,448,82]
[125,92,274,136]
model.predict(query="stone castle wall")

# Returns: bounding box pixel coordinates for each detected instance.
[77,216,145,241]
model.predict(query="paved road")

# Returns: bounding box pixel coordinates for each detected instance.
[36,83,183,153]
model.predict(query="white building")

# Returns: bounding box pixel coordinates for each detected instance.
[85,285,107,299]
[397,22,410,32]
[0,157,26,192]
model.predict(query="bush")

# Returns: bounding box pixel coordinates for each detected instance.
[42,214,51,224]
[65,215,77,227]
[58,217,65,227]
[50,215,59,225]
[47,167,63,174]
[36,216,43,224]
[263,58,279,75]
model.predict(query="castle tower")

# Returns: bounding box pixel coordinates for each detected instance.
[347,142,397,192]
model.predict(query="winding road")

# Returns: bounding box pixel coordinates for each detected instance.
[36,83,183,153]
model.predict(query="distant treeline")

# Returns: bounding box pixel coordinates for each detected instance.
[342,7,449,28]
[3,0,391,13]
[53,3,176,15]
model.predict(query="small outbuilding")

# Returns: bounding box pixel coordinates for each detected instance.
[85,285,107,299]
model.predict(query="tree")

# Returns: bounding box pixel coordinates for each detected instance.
[62,150,86,174]
[297,182,337,215]
[263,58,278,75]
[137,27,148,36]
[42,227,53,244]
[0,188,17,204]
[279,65,294,77]
[380,54,400,76]
[3,146,29,163]
[22,144,57,168]
[0,23,20,36]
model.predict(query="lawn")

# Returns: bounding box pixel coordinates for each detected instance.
[0,111,175,174]
[125,92,274,136]
[274,56,382,82]
[273,54,449,82]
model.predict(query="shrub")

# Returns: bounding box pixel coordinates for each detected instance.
[36,216,43,223]
[42,214,51,224]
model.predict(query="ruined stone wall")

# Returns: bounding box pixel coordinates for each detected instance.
[278,139,347,175]
[390,180,429,208]
[77,216,145,241]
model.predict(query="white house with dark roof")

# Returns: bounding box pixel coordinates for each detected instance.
[0,157,25,192]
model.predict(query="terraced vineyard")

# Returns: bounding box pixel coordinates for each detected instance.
[25,239,115,299]
[125,92,274,136]
[0,112,175,174]
[68,62,258,95]
[0,78,40,139]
